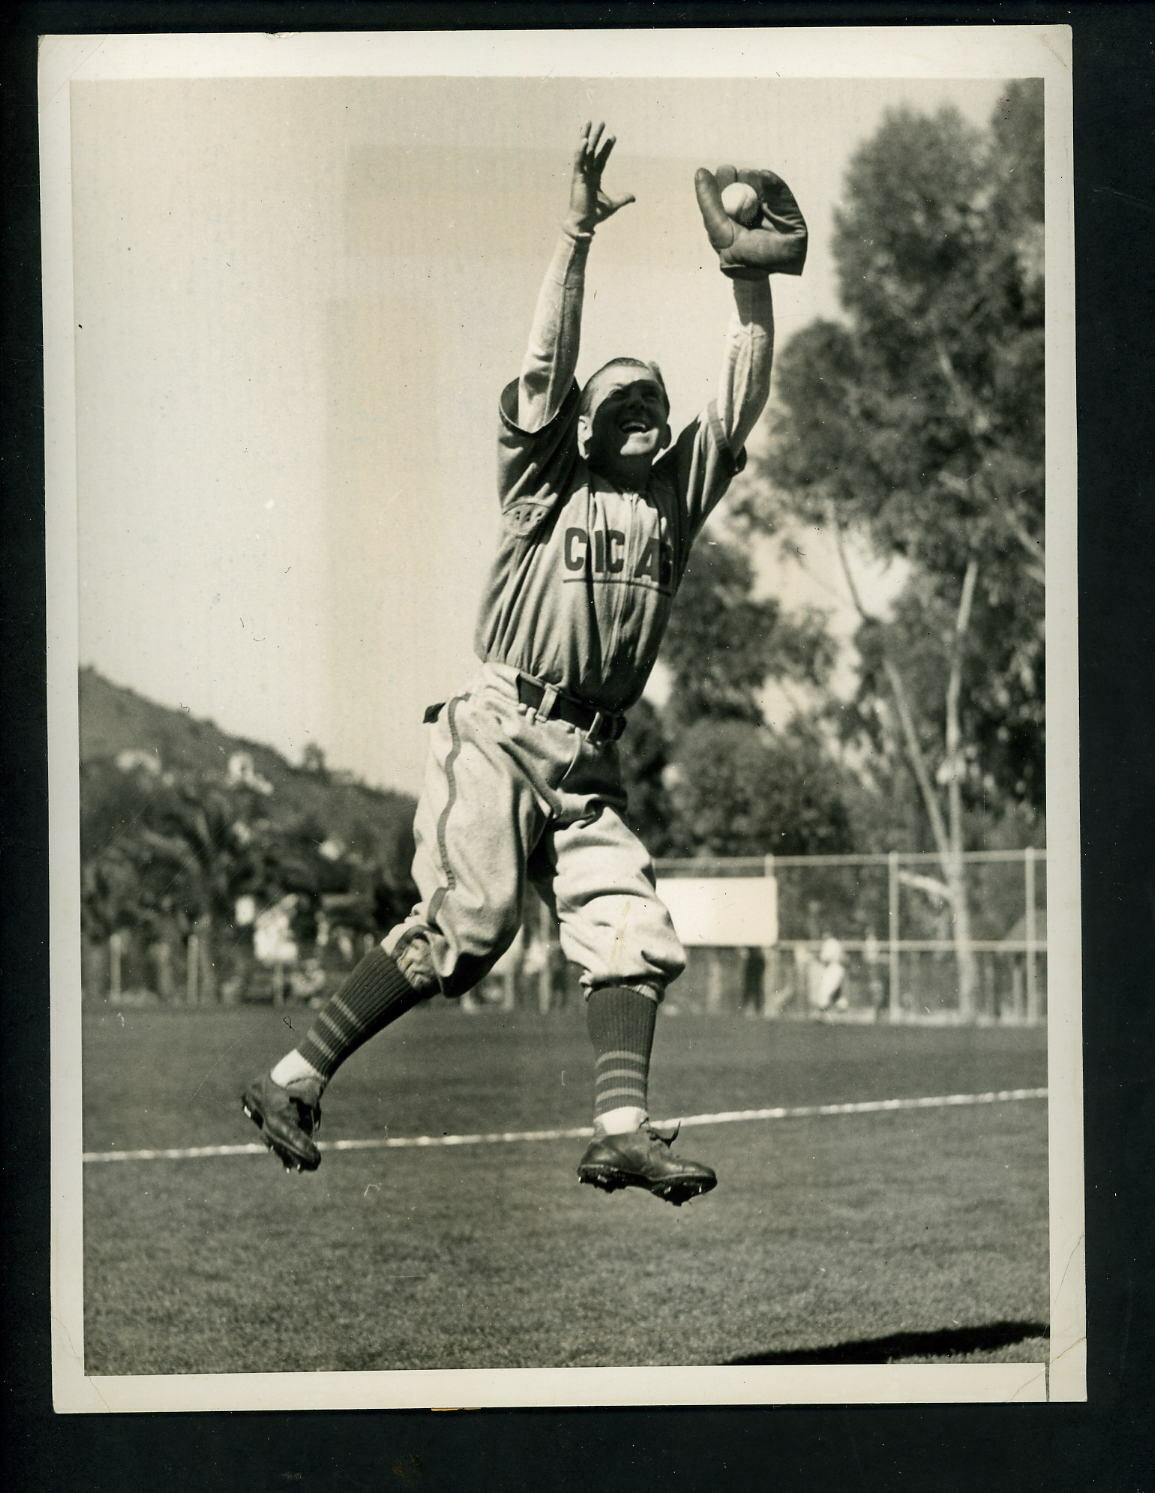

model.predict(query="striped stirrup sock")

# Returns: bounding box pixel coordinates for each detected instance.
[297,947,422,1080]
[586,983,658,1129]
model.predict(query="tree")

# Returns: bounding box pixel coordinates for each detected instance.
[80,759,176,998]
[80,758,297,1001]
[654,526,854,859]
[746,83,1045,1016]
[668,717,853,859]
[615,696,679,858]
[141,773,267,1002]
[662,534,837,735]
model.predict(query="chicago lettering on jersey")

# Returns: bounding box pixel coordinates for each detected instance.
[564,528,674,588]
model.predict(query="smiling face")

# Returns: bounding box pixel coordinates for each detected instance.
[577,360,671,483]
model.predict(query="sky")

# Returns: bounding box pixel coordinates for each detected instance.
[65,60,1009,794]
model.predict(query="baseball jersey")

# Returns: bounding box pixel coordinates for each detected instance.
[474,379,747,714]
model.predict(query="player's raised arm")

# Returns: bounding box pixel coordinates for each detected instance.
[695,164,808,450]
[516,123,635,432]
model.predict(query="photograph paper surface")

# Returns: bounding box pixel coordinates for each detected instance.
[42,25,1082,1411]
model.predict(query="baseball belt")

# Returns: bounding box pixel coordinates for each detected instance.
[515,674,627,744]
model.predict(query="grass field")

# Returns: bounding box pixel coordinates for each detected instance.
[81,1003,1049,1376]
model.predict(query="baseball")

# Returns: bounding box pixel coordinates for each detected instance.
[720,181,760,227]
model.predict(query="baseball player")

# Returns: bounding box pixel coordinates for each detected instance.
[243,122,807,1205]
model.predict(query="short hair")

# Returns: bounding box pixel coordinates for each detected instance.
[579,357,669,416]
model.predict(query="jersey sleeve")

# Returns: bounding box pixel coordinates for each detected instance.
[659,398,748,540]
[496,377,582,538]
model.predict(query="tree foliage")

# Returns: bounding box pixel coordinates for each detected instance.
[648,80,1051,859]
[668,718,853,858]
[662,537,838,734]
[615,696,678,858]
[751,81,1045,827]
[652,524,852,856]
[79,747,419,999]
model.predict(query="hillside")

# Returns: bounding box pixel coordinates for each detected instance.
[78,666,416,861]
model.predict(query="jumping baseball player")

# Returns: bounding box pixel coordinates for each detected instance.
[243,122,806,1205]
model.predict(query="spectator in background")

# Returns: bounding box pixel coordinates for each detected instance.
[794,942,815,1012]
[291,957,327,1007]
[816,932,848,1015]
[741,945,766,1018]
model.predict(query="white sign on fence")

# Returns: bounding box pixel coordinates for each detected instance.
[655,876,778,948]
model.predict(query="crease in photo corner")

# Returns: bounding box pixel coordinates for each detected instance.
[41,23,1082,1412]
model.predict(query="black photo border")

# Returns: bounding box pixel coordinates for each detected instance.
[3,2,1152,1487]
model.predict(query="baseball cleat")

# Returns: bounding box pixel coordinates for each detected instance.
[577,1123,716,1206]
[242,1071,323,1172]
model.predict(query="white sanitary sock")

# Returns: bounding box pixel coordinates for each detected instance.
[594,1105,648,1137]
[270,1049,325,1090]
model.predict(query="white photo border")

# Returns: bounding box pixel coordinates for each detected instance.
[41,23,1081,1413]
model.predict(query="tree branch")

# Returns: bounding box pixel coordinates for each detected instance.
[827,501,873,624]
[937,445,1045,584]
[826,501,953,862]
[946,558,980,747]
[944,557,980,858]
[932,333,991,438]
[976,474,1046,582]
[881,653,953,863]
[897,869,952,903]
[931,333,1046,588]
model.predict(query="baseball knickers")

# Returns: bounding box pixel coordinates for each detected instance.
[383,662,685,999]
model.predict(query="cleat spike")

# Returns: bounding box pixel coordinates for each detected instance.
[241,1072,322,1172]
[577,1125,716,1206]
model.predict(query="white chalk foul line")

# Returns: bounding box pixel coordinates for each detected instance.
[82,1087,1047,1165]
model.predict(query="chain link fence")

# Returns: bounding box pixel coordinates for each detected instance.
[82,851,1046,1026]
[655,849,1046,1024]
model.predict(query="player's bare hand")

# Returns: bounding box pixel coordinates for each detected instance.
[695,165,808,278]
[566,121,636,234]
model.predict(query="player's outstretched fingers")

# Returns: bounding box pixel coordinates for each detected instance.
[573,120,592,167]
[591,127,635,220]
[593,129,617,173]
[570,121,633,227]
[574,120,605,174]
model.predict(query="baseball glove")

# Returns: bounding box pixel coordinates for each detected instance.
[694,165,808,279]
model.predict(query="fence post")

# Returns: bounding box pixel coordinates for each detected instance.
[155,939,174,1002]
[706,949,724,1013]
[887,851,901,1022]
[763,854,776,1016]
[1024,846,1039,1023]
[763,855,776,932]
[186,932,199,1006]
[109,930,123,1003]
